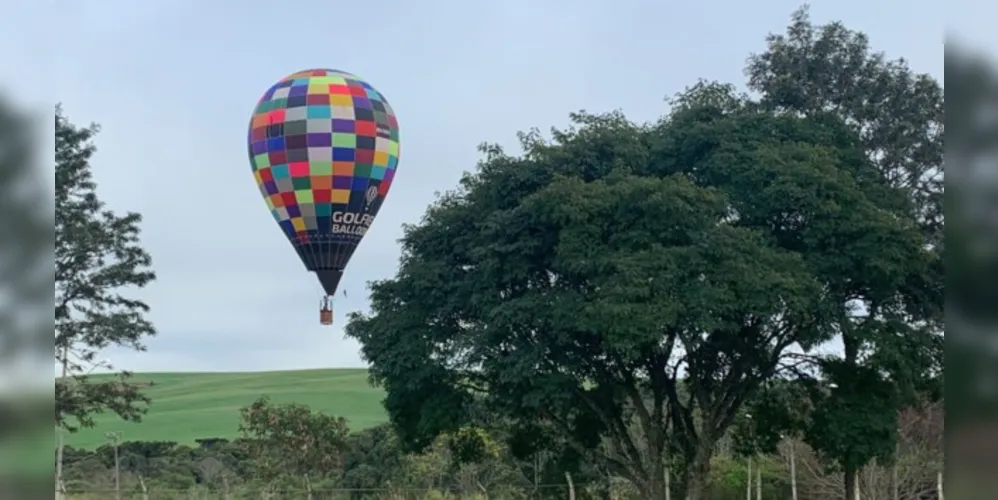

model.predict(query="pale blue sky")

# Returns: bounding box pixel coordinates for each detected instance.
[10,1,955,372]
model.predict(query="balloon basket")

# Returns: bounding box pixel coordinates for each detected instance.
[319,295,334,325]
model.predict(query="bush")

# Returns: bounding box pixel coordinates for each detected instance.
[709,455,791,500]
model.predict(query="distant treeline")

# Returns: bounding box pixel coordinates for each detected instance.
[59,397,942,500]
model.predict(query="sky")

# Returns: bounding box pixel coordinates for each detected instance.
[5,0,957,373]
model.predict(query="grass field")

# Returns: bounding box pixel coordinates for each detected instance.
[63,369,387,449]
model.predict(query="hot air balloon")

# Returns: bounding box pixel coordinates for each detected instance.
[247,69,400,325]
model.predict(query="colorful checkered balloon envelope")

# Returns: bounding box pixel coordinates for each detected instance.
[248,69,400,297]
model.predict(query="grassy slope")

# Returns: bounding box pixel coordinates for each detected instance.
[64,369,387,449]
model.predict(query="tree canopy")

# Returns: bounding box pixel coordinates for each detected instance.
[238,396,350,494]
[346,69,935,497]
[55,105,157,431]
[742,8,943,500]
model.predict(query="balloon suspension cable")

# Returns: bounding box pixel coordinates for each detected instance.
[319,295,334,326]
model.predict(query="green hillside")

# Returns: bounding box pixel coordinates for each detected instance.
[63,369,387,449]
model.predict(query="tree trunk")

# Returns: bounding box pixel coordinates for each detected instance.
[844,463,858,500]
[113,441,121,500]
[665,466,671,500]
[629,458,671,499]
[643,471,670,500]
[755,459,761,500]
[843,336,860,500]
[565,471,576,500]
[683,444,714,500]
[746,459,752,500]
[788,441,797,500]
[55,429,65,500]
[534,452,541,497]
[55,348,69,500]
[892,463,899,500]
[138,475,149,500]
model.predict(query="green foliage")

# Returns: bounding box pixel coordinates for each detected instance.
[345,68,931,498]
[805,362,899,472]
[55,395,942,499]
[55,105,157,431]
[742,7,943,498]
[238,396,350,480]
[447,427,499,464]
[709,455,789,500]
[60,419,585,498]
[340,423,407,490]
[731,379,812,457]
[746,6,944,242]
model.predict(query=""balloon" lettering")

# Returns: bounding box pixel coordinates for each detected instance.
[330,211,374,235]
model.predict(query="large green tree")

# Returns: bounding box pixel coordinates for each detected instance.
[346,74,932,497]
[743,7,944,499]
[55,105,157,430]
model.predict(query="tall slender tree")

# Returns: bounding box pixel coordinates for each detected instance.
[55,104,157,430]
[744,8,944,499]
